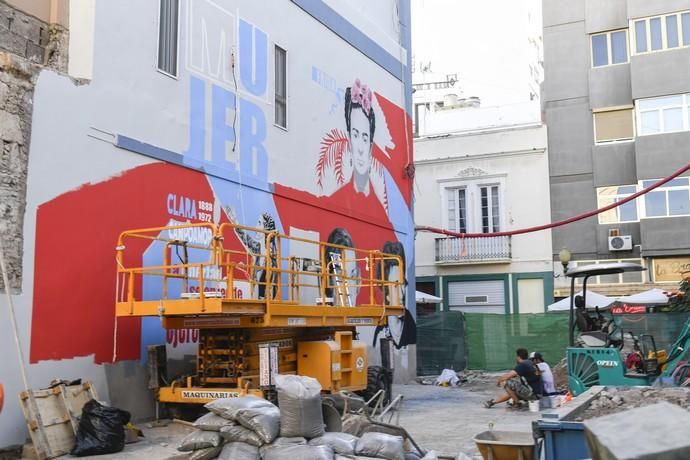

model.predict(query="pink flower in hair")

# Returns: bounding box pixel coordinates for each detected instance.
[351,78,372,114]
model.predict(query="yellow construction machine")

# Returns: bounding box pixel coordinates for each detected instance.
[115,222,404,407]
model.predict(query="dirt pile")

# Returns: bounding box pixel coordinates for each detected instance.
[579,387,690,420]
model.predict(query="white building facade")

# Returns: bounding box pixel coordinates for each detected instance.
[414,122,553,315]
[0,0,414,446]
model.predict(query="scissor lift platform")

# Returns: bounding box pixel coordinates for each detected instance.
[114,223,406,328]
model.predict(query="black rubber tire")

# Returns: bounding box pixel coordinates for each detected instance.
[358,365,392,407]
[165,403,206,421]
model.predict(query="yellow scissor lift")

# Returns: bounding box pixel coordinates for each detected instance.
[115,222,404,405]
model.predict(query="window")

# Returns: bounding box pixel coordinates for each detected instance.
[597,185,639,224]
[274,46,287,128]
[591,30,628,67]
[445,182,502,234]
[157,0,179,77]
[571,259,645,285]
[480,185,500,233]
[641,178,690,217]
[594,108,634,143]
[632,11,690,54]
[636,94,689,135]
[447,188,467,233]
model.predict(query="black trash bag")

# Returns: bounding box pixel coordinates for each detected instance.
[70,399,131,456]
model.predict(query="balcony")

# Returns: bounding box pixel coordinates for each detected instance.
[434,236,511,264]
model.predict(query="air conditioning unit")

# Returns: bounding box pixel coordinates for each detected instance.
[608,235,632,251]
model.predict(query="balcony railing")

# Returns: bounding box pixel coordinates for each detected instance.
[435,236,511,264]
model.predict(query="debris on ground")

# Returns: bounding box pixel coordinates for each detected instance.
[434,369,460,387]
[578,387,690,420]
[417,369,490,388]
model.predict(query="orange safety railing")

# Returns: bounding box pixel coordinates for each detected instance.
[115,223,404,314]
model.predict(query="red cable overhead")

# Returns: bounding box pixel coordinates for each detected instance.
[415,162,690,238]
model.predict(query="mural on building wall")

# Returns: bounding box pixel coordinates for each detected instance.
[28,6,415,366]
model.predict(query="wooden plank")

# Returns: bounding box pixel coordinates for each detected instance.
[59,383,98,434]
[19,388,74,459]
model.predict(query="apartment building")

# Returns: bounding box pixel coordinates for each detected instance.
[543,0,690,296]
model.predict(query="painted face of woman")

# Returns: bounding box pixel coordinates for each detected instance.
[349,108,372,180]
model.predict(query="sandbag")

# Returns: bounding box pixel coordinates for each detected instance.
[309,432,359,455]
[189,445,222,460]
[235,405,281,443]
[193,412,233,431]
[260,436,308,458]
[276,374,325,438]
[177,429,222,452]
[205,395,274,420]
[219,423,264,447]
[70,399,131,457]
[341,414,371,437]
[218,441,260,460]
[262,444,335,460]
[356,432,405,460]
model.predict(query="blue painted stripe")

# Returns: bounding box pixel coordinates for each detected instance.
[290,0,405,82]
[399,0,413,115]
[116,135,271,193]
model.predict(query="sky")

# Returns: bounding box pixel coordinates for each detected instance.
[411,0,543,107]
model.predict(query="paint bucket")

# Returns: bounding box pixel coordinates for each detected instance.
[528,399,540,413]
[550,395,563,408]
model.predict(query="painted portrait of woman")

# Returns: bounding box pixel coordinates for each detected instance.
[272,78,405,306]
[316,78,388,210]
[324,227,360,306]
[374,241,416,349]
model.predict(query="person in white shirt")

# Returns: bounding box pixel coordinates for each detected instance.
[530,352,556,394]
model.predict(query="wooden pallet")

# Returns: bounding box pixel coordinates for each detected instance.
[19,382,98,459]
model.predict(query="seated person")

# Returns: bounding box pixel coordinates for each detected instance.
[484,348,542,408]
[575,295,595,332]
[530,352,556,395]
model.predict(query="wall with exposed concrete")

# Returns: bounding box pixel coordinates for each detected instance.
[0,0,68,293]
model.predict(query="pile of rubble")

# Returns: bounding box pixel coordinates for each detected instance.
[176,374,437,460]
[580,387,690,420]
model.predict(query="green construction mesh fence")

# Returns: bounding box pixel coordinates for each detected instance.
[416,311,467,375]
[465,313,570,371]
[417,311,690,374]
[614,312,690,350]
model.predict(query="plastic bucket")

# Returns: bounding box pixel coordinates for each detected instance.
[528,400,540,412]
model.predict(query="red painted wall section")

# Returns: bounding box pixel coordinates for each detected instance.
[30,162,215,364]
[372,92,414,207]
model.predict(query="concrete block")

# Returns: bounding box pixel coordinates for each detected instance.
[25,40,43,64]
[0,111,23,143]
[9,15,41,43]
[584,402,690,460]
[0,26,27,57]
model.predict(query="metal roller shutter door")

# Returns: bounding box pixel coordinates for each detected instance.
[448,280,505,314]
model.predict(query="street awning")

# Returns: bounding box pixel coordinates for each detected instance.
[614,288,670,305]
[547,291,614,311]
[416,291,442,304]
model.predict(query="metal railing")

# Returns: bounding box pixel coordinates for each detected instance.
[115,223,404,312]
[434,236,511,263]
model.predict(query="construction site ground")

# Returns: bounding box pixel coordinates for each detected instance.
[22,373,538,459]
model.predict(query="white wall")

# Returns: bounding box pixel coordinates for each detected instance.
[414,123,552,277]
[415,101,542,137]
